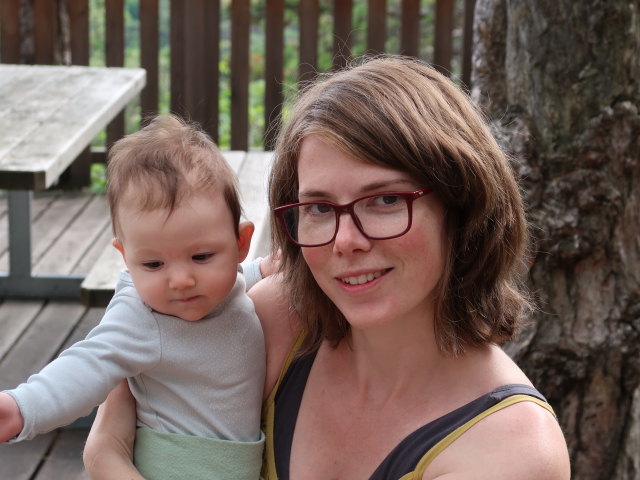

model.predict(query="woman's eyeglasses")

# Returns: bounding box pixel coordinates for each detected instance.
[274,188,433,247]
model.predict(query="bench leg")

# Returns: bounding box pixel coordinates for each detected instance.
[0,190,84,299]
[8,190,32,278]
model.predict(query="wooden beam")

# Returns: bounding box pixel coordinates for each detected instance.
[68,0,89,65]
[0,0,21,63]
[202,0,220,141]
[231,0,250,150]
[182,0,219,138]
[105,0,125,146]
[401,0,420,57]
[264,0,284,149]
[140,0,159,119]
[367,0,386,55]
[434,0,454,75]
[170,1,185,116]
[33,0,56,64]
[333,0,352,69]
[299,0,318,84]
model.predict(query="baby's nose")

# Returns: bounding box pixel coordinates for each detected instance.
[169,268,196,290]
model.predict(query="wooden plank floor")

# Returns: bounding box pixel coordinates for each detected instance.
[0,190,111,479]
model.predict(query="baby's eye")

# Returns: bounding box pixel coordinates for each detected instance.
[143,261,163,270]
[193,253,214,262]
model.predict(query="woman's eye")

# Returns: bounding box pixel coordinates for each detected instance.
[305,203,333,215]
[375,194,401,205]
[143,261,163,270]
[193,253,214,262]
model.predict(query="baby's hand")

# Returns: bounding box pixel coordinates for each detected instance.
[259,251,282,278]
[0,392,24,442]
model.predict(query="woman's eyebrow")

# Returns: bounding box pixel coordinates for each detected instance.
[298,179,416,200]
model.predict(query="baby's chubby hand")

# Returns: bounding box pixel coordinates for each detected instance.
[259,250,282,278]
[0,392,23,442]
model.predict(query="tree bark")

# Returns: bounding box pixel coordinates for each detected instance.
[472,1,640,479]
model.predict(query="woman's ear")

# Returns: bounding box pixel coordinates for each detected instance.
[237,221,255,263]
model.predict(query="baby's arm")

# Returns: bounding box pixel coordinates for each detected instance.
[6,296,160,442]
[259,251,281,277]
[241,252,281,291]
[0,392,23,442]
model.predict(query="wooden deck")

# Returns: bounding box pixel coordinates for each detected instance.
[0,190,110,479]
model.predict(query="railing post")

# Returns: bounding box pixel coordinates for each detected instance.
[170,1,220,140]
[106,0,125,146]
[63,0,92,187]
[184,0,219,139]
[367,0,386,55]
[140,0,159,119]
[299,0,319,85]
[170,1,184,117]
[68,0,90,65]
[434,0,455,75]
[264,0,285,150]
[333,0,353,69]
[401,0,420,57]
[231,0,250,150]
[0,0,21,63]
[34,0,56,64]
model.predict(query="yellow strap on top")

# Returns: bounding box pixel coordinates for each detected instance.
[263,330,306,408]
[396,395,556,480]
[261,330,306,480]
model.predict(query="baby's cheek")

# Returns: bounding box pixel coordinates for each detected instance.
[135,280,164,310]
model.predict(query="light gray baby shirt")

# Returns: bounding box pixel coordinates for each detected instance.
[6,266,265,443]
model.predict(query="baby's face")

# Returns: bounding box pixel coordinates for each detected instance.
[115,191,243,321]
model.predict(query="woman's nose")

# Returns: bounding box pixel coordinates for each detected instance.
[332,213,371,253]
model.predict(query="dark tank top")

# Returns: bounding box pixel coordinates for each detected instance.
[267,350,554,480]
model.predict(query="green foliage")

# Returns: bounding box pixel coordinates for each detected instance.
[88,162,107,195]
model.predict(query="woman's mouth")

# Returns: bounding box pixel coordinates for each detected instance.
[340,270,387,285]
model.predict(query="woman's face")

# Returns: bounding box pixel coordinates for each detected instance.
[297,135,448,332]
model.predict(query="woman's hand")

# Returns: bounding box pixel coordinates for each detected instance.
[83,380,144,479]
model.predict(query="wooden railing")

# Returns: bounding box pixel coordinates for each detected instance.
[0,0,476,184]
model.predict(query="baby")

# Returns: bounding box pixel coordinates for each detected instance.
[0,114,266,479]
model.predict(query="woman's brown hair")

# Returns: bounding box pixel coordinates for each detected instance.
[269,56,530,356]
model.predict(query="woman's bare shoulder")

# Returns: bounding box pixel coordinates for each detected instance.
[248,274,302,397]
[424,398,570,480]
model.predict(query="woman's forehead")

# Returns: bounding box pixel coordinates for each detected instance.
[296,136,417,199]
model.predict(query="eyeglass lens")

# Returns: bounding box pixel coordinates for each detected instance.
[282,194,411,246]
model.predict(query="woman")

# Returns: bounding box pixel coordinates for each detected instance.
[84,56,570,479]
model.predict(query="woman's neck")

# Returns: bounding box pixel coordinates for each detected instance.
[332,321,448,406]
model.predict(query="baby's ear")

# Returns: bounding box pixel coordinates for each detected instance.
[237,221,255,263]
[112,237,125,257]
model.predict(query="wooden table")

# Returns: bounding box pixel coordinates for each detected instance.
[0,64,146,299]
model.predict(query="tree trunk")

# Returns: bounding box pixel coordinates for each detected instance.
[472,1,640,479]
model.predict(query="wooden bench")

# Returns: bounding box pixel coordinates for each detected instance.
[81,150,274,307]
